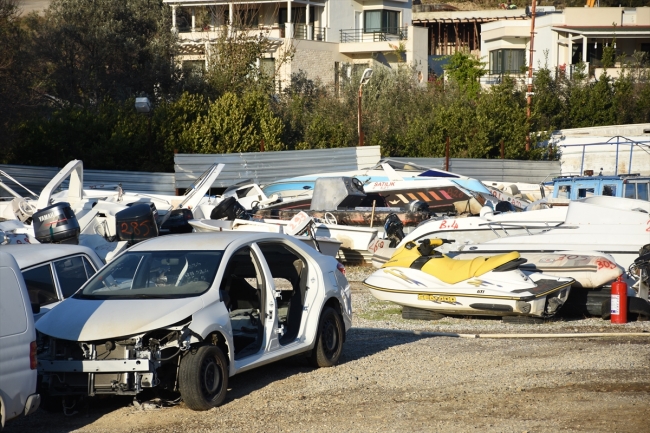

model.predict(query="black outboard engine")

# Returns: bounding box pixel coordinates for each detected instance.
[33,202,80,245]
[384,213,405,248]
[210,197,250,221]
[115,203,159,244]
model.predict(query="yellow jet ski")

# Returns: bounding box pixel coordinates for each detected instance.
[363,238,574,322]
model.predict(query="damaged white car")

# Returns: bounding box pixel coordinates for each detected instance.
[35,232,352,411]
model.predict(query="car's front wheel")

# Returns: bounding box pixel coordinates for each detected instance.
[309,306,344,368]
[179,345,228,411]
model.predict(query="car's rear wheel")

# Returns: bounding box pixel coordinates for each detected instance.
[309,306,344,368]
[179,345,228,411]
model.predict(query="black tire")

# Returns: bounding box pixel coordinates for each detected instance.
[39,394,63,413]
[179,346,228,411]
[309,306,344,368]
[502,315,546,324]
[629,297,650,321]
[401,306,445,321]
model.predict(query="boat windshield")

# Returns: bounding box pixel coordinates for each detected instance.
[74,250,223,300]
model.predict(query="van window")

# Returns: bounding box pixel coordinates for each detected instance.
[578,188,594,198]
[557,185,571,198]
[636,183,648,201]
[602,185,616,196]
[54,256,95,298]
[23,265,59,307]
[624,184,636,199]
[0,267,28,337]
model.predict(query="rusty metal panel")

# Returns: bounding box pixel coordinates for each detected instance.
[174,146,382,189]
[390,158,560,183]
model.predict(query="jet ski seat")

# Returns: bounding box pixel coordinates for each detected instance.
[419,252,521,285]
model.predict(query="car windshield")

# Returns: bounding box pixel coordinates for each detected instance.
[74,250,223,299]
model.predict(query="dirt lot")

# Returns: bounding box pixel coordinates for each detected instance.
[6,283,650,433]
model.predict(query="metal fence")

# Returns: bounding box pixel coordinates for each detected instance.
[390,158,561,183]
[0,164,176,198]
[174,146,382,190]
[1,150,560,200]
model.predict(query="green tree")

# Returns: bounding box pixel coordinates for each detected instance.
[180,91,285,154]
[443,50,487,99]
[28,0,178,106]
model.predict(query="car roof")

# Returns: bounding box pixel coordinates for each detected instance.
[1,244,101,269]
[127,231,294,252]
[0,250,22,273]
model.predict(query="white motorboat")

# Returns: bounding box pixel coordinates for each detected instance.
[258,159,489,214]
[444,196,649,273]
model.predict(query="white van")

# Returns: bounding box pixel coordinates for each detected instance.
[0,251,40,427]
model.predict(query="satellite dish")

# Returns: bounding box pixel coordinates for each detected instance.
[285,211,314,236]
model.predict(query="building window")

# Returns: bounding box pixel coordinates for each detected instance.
[489,49,526,74]
[364,10,399,34]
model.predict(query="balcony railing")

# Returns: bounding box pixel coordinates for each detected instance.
[293,24,327,41]
[340,27,408,43]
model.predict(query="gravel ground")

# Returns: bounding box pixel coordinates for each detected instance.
[6,266,650,433]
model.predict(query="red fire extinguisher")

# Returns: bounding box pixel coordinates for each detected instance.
[611,276,628,324]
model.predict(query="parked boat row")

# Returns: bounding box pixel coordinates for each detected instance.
[2,158,649,324]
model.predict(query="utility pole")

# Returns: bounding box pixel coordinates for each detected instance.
[525,0,537,152]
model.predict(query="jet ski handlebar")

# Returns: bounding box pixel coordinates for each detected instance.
[409,238,455,257]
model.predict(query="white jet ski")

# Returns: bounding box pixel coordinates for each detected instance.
[363,238,574,322]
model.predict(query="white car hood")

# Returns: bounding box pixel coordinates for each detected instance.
[36,296,205,341]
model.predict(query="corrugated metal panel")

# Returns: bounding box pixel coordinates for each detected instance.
[83,169,176,195]
[0,164,176,198]
[174,146,382,189]
[390,158,560,183]
[0,164,59,197]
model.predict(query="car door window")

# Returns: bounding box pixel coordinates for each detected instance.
[23,264,59,307]
[54,256,94,298]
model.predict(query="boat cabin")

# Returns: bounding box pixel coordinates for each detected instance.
[547,174,650,201]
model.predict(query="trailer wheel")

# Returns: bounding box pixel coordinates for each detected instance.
[179,346,228,411]
[502,315,546,324]
[401,306,445,321]
[309,306,344,368]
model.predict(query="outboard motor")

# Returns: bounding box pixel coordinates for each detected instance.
[210,196,250,221]
[32,202,80,245]
[115,203,159,244]
[384,213,405,248]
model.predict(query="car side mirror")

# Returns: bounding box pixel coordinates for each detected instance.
[31,302,41,314]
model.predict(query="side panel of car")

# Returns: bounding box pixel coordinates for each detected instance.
[0,255,39,426]
[185,300,236,376]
